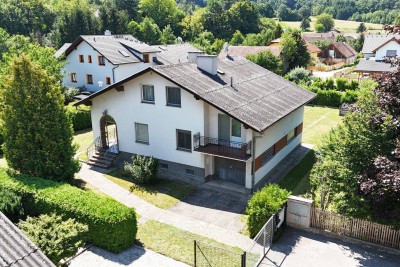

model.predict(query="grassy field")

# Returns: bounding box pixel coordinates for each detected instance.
[302,105,342,146]
[73,127,93,153]
[105,168,196,209]
[137,220,243,266]
[281,16,383,33]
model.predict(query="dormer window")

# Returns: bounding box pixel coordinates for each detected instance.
[79,55,84,63]
[143,53,150,63]
[98,56,106,66]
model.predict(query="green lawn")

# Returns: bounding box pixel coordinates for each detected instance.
[0,155,7,169]
[73,127,94,153]
[137,220,244,267]
[302,105,342,146]
[105,168,196,209]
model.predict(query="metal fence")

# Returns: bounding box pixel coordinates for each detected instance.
[194,240,246,267]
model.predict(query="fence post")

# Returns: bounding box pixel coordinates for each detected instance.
[241,251,246,267]
[194,240,196,267]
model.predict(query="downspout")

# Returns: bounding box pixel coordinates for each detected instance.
[112,64,119,83]
[251,134,263,194]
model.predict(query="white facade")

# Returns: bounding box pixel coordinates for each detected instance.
[89,71,305,191]
[374,40,400,61]
[62,41,157,92]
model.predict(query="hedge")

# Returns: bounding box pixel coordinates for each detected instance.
[66,105,92,131]
[0,169,137,253]
[310,89,342,107]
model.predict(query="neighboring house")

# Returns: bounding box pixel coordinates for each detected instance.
[320,42,357,65]
[75,55,315,192]
[361,34,400,60]
[152,43,203,64]
[56,31,161,92]
[302,29,352,43]
[266,39,319,61]
[306,41,322,62]
[0,212,55,267]
[218,45,280,59]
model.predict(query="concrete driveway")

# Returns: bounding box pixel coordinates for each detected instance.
[261,227,400,267]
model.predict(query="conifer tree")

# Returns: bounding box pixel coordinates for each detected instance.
[0,55,80,182]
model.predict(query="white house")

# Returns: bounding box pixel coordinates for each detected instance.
[361,34,400,61]
[56,33,203,92]
[75,55,315,192]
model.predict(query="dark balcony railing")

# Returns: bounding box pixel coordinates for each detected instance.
[193,132,252,161]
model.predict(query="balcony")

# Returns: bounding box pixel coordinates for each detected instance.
[193,132,252,161]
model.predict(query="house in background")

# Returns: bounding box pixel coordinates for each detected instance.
[0,212,55,267]
[218,45,280,59]
[302,29,355,43]
[152,43,203,64]
[306,41,322,62]
[361,34,400,60]
[56,31,161,92]
[320,42,357,65]
[75,55,315,193]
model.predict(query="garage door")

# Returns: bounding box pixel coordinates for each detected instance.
[214,157,246,186]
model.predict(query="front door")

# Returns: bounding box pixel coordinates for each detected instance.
[218,114,230,141]
[215,157,246,186]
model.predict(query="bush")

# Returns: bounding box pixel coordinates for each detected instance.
[63,87,80,104]
[325,78,335,90]
[18,213,88,264]
[0,169,137,253]
[124,155,159,184]
[336,78,349,91]
[341,90,360,104]
[0,188,24,222]
[66,104,92,131]
[287,67,310,84]
[314,23,325,33]
[246,184,290,238]
[310,89,343,107]
[349,80,359,90]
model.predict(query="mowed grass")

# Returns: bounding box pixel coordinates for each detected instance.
[281,16,383,33]
[73,127,94,153]
[302,105,342,146]
[137,220,244,267]
[105,168,196,209]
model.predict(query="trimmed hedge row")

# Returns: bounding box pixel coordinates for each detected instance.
[308,88,360,107]
[66,105,92,131]
[0,169,137,253]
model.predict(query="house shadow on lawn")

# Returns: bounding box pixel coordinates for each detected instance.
[262,227,400,267]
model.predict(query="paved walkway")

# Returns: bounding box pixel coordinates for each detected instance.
[68,245,189,267]
[77,164,253,250]
[260,227,400,267]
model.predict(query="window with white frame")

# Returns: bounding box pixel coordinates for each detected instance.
[166,87,181,107]
[135,123,149,144]
[386,50,397,57]
[142,85,155,103]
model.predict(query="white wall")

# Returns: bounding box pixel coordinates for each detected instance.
[254,106,304,184]
[375,41,400,61]
[114,52,158,82]
[91,71,206,168]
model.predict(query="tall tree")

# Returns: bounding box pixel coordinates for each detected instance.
[357,22,366,33]
[227,0,259,35]
[138,17,161,45]
[99,0,129,34]
[0,55,80,182]
[202,0,230,39]
[160,25,176,44]
[315,13,335,32]
[280,29,311,74]
[139,0,184,32]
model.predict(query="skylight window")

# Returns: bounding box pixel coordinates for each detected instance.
[119,50,130,57]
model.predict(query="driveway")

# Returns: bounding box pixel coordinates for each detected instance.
[261,227,400,267]
[168,187,248,233]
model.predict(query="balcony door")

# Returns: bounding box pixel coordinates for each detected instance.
[218,114,241,146]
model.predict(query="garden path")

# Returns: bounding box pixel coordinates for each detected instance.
[77,163,253,251]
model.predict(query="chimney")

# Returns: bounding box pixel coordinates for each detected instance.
[187,51,205,63]
[197,55,218,75]
[104,30,112,36]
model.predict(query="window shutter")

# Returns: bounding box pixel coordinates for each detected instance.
[295,123,303,136]
[254,155,263,172]
[275,135,287,154]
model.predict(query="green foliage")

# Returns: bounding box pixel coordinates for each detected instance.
[314,23,325,33]
[230,30,245,45]
[277,4,301,21]
[336,34,347,42]
[98,0,129,34]
[312,39,332,51]
[0,170,138,253]
[287,67,310,84]
[139,0,183,31]
[315,13,335,32]
[246,50,282,75]
[0,188,24,222]
[310,89,342,107]
[357,22,366,33]
[341,90,360,104]
[139,17,161,45]
[160,25,176,45]
[280,29,311,74]
[300,18,311,31]
[227,0,259,35]
[335,78,349,91]
[18,213,88,264]
[124,155,159,184]
[63,87,80,104]
[325,78,335,90]
[0,55,80,182]
[65,104,92,131]
[246,184,290,238]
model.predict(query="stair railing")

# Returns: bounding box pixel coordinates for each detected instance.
[85,136,101,162]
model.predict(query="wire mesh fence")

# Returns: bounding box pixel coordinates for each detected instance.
[194,240,246,267]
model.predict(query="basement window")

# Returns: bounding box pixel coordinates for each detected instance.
[185,168,195,176]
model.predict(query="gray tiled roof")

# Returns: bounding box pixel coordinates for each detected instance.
[361,34,400,54]
[153,57,315,132]
[0,212,55,267]
[355,59,397,73]
[151,44,202,65]
[65,35,160,65]
[218,46,280,58]
[54,43,71,58]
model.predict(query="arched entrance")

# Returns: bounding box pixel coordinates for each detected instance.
[99,111,118,150]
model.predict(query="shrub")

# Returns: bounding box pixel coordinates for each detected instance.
[18,213,88,264]
[63,87,80,104]
[0,187,24,222]
[336,78,349,91]
[124,155,159,184]
[0,170,138,253]
[349,80,359,90]
[325,78,335,90]
[311,89,342,107]
[341,90,360,104]
[287,67,311,84]
[246,184,290,238]
[314,23,325,33]
[66,104,92,131]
